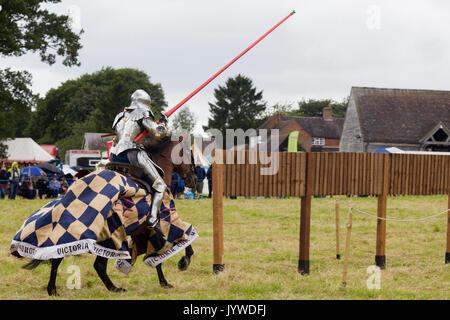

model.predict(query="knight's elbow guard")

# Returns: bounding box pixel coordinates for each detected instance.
[154,123,168,139]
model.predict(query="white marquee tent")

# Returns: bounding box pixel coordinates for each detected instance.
[2,138,55,162]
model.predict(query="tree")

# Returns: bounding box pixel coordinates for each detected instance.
[0,68,37,138]
[0,0,83,66]
[293,98,348,118]
[171,106,197,133]
[204,74,267,135]
[0,0,83,157]
[261,102,294,120]
[25,67,167,159]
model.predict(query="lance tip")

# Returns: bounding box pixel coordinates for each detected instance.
[290,10,296,15]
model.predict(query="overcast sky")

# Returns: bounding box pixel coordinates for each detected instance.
[1,0,449,133]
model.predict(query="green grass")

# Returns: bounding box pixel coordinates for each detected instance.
[0,195,449,299]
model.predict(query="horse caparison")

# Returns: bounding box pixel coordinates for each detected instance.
[22,138,197,296]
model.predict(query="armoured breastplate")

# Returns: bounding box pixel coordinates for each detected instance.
[110,109,149,155]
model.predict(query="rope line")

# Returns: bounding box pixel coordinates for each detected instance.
[189,213,299,224]
[350,207,449,222]
[187,203,449,224]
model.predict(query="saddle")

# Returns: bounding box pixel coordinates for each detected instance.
[105,162,152,194]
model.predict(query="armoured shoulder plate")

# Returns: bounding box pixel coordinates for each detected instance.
[127,108,154,121]
[112,112,125,129]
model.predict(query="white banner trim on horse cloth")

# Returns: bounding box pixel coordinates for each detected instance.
[144,227,199,267]
[114,227,199,274]
[10,239,131,261]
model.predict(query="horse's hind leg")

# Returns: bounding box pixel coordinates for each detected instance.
[156,263,173,288]
[47,258,63,296]
[93,256,126,293]
[178,245,194,271]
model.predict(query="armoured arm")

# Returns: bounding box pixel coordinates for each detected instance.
[141,116,168,139]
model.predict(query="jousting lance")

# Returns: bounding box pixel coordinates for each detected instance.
[134,10,296,143]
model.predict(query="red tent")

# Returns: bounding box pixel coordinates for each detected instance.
[40,145,58,158]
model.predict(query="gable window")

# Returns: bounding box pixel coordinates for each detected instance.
[422,123,450,152]
[312,137,325,146]
[427,128,449,142]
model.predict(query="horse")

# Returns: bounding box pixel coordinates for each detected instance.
[18,137,197,296]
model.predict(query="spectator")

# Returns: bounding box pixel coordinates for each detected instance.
[60,178,69,194]
[36,177,49,199]
[49,176,61,198]
[194,163,206,198]
[206,165,213,198]
[7,162,20,200]
[22,181,37,200]
[0,164,8,199]
[171,172,185,199]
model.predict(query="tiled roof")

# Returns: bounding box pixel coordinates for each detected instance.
[352,87,450,144]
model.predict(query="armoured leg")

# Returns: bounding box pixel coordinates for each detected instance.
[132,150,167,234]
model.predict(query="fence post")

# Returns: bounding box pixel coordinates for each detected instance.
[212,150,225,274]
[375,154,390,269]
[299,152,314,275]
[342,208,353,287]
[335,201,341,260]
[446,193,450,264]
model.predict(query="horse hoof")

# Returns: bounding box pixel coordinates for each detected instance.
[161,282,174,289]
[178,256,190,271]
[109,286,127,293]
[47,288,58,296]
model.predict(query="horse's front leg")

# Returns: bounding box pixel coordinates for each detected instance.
[156,263,173,288]
[93,256,126,293]
[47,258,63,296]
[178,245,194,271]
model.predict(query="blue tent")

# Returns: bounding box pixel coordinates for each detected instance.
[373,146,390,153]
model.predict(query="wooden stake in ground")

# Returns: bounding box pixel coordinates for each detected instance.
[212,150,225,274]
[446,193,450,264]
[342,208,353,287]
[376,154,390,269]
[299,152,315,275]
[335,201,341,260]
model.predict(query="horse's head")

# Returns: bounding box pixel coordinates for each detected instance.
[142,135,196,189]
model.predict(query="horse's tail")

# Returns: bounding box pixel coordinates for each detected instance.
[22,259,45,270]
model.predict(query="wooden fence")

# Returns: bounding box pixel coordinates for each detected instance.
[218,151,450,197]
[212,151,450,274]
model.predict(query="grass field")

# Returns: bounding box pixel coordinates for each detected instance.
[0,195,449,300]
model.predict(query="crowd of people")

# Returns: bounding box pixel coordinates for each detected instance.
[170,163,213,200]
[1,161,214,201]
[0,162,73,200]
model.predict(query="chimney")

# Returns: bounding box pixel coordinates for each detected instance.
[323,104,333,121]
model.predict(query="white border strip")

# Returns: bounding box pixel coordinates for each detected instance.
[10,239,131,260]
[143,227,199,267]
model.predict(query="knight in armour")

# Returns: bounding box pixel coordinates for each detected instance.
[109,89,168,235]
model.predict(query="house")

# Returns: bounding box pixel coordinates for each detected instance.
[259,106,345,152]
[339,87,450,152]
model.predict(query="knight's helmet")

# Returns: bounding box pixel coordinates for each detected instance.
[126,89,154,118]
